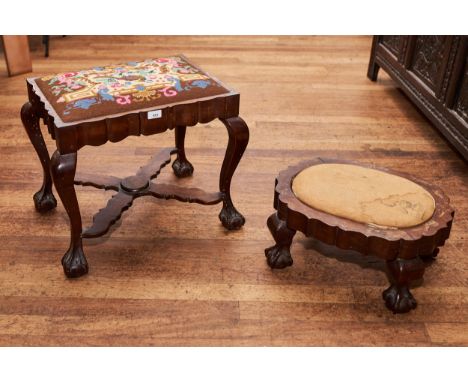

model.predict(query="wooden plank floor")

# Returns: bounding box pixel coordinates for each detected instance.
[0,36,466,346]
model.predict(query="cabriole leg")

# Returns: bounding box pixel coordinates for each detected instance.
[265,213,296,269]
[50,150,88,278]
[20,102,57,213]
[172,125,194,178]
[383,257,425,313]
[218,116,249,230]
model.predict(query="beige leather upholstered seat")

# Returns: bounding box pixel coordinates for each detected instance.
[292,163,435,229]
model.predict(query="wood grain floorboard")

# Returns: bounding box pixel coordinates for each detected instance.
[0,36,466,346]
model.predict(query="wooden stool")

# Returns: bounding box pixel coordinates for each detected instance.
[265,158,454,313]
[21,55,249,278]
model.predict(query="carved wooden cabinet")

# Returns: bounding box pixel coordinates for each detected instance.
[368,36,468,160]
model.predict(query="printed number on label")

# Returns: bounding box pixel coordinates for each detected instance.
[147,110,162,119]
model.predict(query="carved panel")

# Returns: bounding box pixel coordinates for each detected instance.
[411,36,447,90]
[454,55,468,124]
[382,36,402,57]
[369,35,468,159]
[438,36,461,101]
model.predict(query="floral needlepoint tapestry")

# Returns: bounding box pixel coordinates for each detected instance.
[34,55,230,123]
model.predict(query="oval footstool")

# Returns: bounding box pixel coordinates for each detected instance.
[264,158,454,313]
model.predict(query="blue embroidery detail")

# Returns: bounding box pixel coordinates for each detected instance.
[98,89,114,101]
[191,80,210,89]
[173,79,183,92]
[74,98,97,109]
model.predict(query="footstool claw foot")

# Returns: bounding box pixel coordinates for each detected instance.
[383,285,417,313]
[265,213,296,269]
[33,187,57,213]
[62,246,88,278]
[219,203,245,230]
[383,257,425,313]
[172,158,194,178]
[265,244,293,269]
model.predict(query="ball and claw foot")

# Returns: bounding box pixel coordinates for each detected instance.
[382,285,417,314]
[33,189,57,213]
[61,247,89,278]
[172,158,194,178]
[219,204,245,230]
[265,244,293,269]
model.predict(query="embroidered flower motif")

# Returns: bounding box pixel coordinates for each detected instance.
[161,87,177,97]
[116,95,131,105]
[134,89,159,102]
[57,76,74,85]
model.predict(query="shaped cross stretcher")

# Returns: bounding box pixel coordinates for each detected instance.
[74,147,223,238]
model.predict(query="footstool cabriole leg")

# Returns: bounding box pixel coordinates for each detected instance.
[50,150,88,278]
[383,257,425,314]
[20,102,57,213]
[172,125,194,178]
[218,116,249,230]
[265,213,296,269]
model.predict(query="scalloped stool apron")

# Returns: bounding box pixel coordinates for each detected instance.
[264,158,454,314]
[21,55,249,278]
